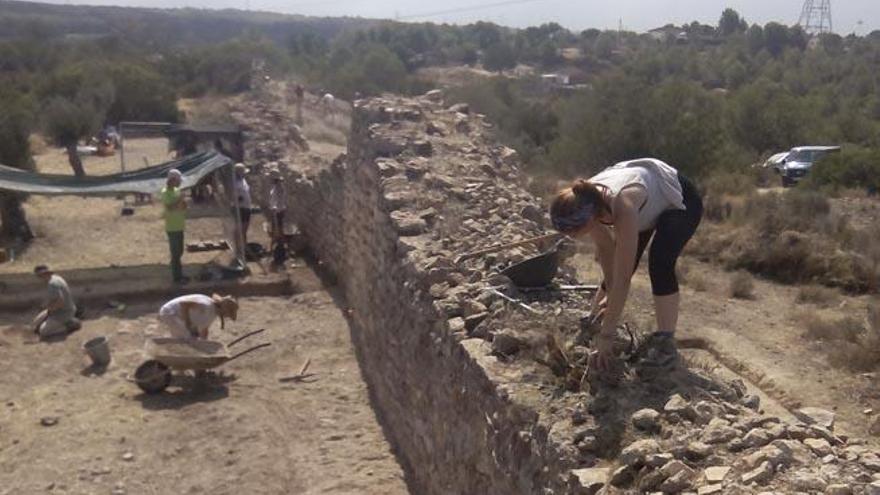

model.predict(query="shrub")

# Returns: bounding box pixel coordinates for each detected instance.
[799,312,863,342]
[827,302,880,371]
[796,285,839,307]
[805,147,880,193]
[729,271,755,299]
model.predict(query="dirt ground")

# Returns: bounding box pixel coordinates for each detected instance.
[0,99,408,494]
[573,249,880,444]
[0,291,409,495]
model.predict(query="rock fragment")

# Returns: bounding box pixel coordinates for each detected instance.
[632,409,661,432]
[795,407,836,430]
[572,467,608,495]
[741,461,773,485]
[804,438,833,457]
[825,485,853,495]
[620,439,661,468]
[704,465,731,483]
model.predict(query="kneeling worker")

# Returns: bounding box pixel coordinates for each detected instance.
[32,265,80,338]
[158,294,238,340]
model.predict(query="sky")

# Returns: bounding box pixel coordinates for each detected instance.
[38,0,880,34]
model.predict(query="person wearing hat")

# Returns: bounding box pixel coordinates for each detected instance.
[549,158,703,376]
[157,293,239,340]
[233,163,252,248]
[162,169,188,284]
[31,265,80,339]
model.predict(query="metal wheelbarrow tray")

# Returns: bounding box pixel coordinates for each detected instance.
[134,329,271,394]
[501,248,561,288]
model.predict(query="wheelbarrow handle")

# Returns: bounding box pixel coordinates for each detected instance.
[226,329,266,348]
[226,342,272,363]
[455,233,564,264]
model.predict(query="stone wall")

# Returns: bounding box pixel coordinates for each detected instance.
[236,91,579,494]
[234,88,880,495]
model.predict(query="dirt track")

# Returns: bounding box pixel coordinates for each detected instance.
[0,289,409,495]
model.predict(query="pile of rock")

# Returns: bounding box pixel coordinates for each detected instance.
[569,393,880,494]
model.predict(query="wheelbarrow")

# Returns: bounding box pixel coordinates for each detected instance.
[500,239,574,288]
[133,329,271,394]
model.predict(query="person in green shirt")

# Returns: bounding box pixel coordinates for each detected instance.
[161,169,188,284]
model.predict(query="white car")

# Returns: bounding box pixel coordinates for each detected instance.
[763,152,790,173]
[779,146,841,187]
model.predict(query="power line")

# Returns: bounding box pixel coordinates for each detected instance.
[397,0,550,21]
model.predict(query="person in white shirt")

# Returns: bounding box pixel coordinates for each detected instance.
[550,158,703,377]
[267,168,287,240]
[158,293,239,340]
[233,163,252,247]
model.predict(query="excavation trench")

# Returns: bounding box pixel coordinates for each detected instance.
[0,265,412,494]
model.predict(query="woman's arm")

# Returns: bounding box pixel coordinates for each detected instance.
[599,187,644,335]
[588,224,615,316]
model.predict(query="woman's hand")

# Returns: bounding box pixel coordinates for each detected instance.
[592,331,618,372]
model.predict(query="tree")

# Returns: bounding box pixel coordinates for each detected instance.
[746,24,765,53]
[42,82,113,177]
[718,8,747,37]
[0,88,35,241]
[764,22,790,57]
[483,42,517,72]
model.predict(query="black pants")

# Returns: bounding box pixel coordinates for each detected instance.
[167,230,184,282]
[634,174,703,296]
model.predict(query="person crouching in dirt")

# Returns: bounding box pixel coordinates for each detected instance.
[158,294,239,340]
[549,158,703,376]
[31,265,81,339]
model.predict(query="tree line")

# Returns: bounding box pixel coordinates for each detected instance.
[3,5,880,239]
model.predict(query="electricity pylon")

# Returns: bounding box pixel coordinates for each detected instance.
[798,0,833,35]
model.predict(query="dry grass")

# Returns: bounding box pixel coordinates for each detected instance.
[303,117,347,147]
[686,272,709,292]
[182,96,237,125]
[796,309,863,343]
[689,188,878,292]
[729,271,755,299]
[796,285,840,308]
[28,134,48,156]
[827,302,880,371]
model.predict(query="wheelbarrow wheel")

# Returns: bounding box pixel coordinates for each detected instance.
[134,360,172,394]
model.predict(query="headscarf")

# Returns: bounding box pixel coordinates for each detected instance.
[551,202,595,233]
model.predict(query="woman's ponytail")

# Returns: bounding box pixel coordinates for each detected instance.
[571,179,611,217]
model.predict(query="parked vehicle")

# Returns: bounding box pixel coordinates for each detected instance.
[779,146,841,187]
[762,151,790,173]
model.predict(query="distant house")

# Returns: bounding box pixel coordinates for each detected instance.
[648,25,688,43]
[541,67,588,87]
[541,73,571,87]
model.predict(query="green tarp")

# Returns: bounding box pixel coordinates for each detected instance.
[0,151,232,196]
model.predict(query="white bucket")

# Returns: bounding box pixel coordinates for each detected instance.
[83,336,111,367]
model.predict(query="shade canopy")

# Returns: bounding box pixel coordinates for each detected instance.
[0,151,232,196]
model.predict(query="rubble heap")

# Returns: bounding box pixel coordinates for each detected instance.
[230,84,880,494]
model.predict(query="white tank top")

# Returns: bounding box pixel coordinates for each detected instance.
[590,158,685,232]
[159,294,218,330]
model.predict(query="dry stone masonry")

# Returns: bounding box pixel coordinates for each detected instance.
[231,84,880,494]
